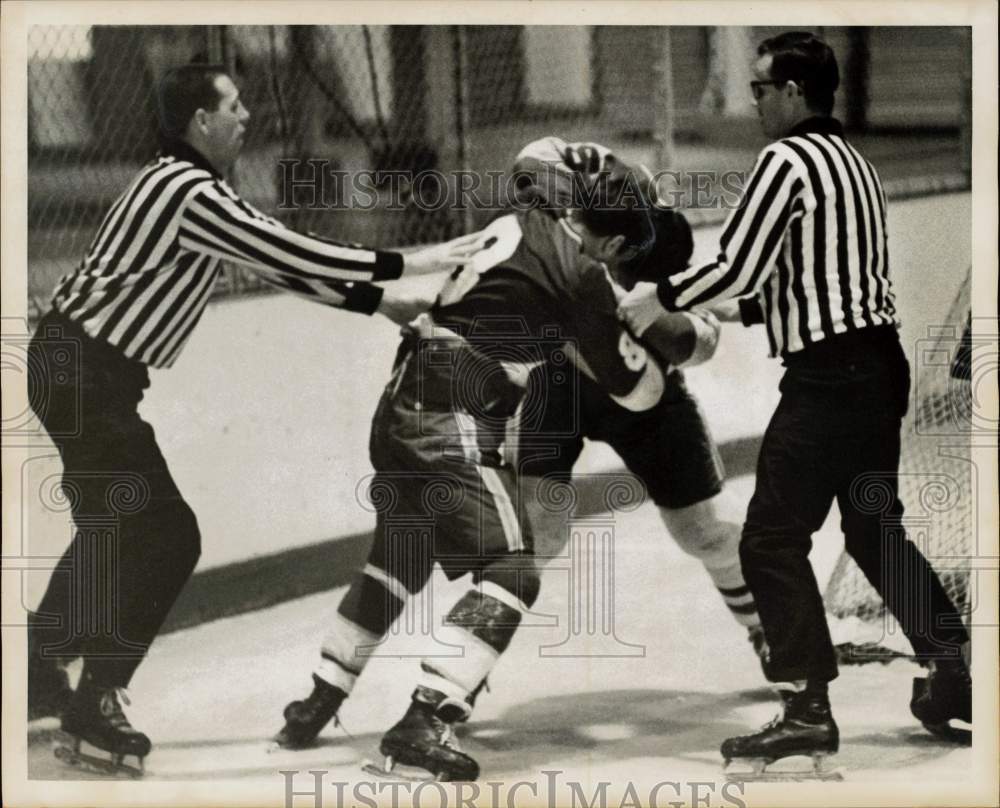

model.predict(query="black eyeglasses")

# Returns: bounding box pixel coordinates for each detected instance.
[750,80,792,101]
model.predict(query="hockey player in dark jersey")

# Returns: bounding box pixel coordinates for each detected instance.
[273,153,670,780]
[506,138,765,653]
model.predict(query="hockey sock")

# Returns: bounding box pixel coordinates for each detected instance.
[418,582,527,703]
[315,561,424,693]
[709,561,762,629]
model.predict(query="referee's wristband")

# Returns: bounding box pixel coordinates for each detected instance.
[339,281,385,316]
[739,296,766,326]
[655,280,680,311]
[371,251,405,281]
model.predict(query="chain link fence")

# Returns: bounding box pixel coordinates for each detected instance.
[27,25,970,321]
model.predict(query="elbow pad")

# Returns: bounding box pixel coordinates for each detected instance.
[609,356,665,412]
[678,308,721,368]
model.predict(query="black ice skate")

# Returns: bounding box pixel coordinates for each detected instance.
[364,686,479,782]
[55,672,151,778]
[272,674,347,750]
[27,633,73,721]
[721,690,842,782]
[910,656,972,744]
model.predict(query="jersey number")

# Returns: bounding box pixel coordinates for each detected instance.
[618,330,649,373]
[437,215,523,306]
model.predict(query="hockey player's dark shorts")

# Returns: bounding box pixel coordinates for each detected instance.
[367,340,532,582]
[512,361,725,510]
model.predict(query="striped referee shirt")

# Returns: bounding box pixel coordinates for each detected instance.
[659,117,898,357]
[51,141,399,368]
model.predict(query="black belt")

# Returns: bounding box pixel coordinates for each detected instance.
[782,324,901,368]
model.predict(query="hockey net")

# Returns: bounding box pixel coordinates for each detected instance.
[824,267,974,663]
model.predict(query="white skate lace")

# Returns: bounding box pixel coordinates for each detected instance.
[333,715,358,744]
[439,722,461,752]
[99,688,134,730]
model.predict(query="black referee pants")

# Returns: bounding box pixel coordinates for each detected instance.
[740,329,969,684]
[28,310,201,688]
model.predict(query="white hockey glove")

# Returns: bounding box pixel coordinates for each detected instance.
[677,308,722,368]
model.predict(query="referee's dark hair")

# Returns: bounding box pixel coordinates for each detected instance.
[758,32,840,116]
[156,63,229,142]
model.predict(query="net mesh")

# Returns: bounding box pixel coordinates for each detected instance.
[25,24,683,322]
[27,25,970,322]
[824,268,974,660]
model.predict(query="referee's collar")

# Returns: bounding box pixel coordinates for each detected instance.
[158,138,222,178]
[787,116,845,138]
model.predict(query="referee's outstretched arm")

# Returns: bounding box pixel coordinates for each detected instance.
[658,146,801,311]
[178,183,483,294]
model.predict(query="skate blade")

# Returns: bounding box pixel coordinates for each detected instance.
[724,754,844,783]
[361,756,442,783]
[268,737,312,754]
[54,736,144,779]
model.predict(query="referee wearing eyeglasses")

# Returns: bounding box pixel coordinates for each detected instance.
[619,32,971,770]
[26,63,478,766]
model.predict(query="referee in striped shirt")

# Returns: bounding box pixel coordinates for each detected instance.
[26,63,479,759]
[620,32,970,767]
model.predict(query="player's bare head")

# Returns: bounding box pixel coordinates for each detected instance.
[157,64,249,172]
[753,32,839,137]
[621,207,694,289]
[570,172,656,266]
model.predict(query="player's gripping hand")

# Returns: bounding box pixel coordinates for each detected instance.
[679,308,722,367]
[402,231,488,275]
[617,281,668,338]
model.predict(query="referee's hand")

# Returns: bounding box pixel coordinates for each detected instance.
[403,231,488,275]
[617,282,668,338]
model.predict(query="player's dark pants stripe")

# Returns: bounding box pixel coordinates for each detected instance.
[717,583,753,598]
[320,651,362,678]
